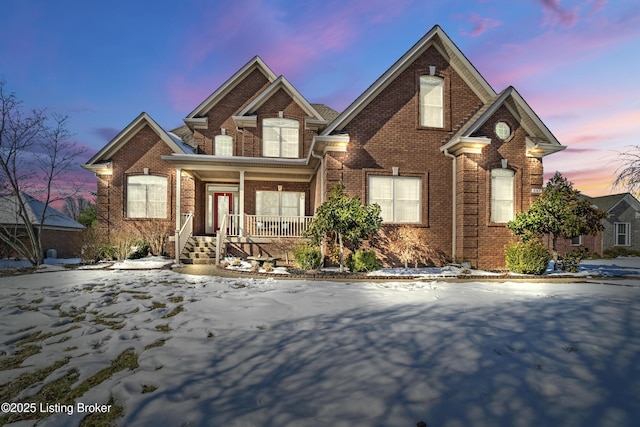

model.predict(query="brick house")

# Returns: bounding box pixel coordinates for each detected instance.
[554,193,640,256]
[0,192,84,259]
[82,26,566,269]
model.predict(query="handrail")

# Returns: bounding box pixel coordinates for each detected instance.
[175,212,193,264]
[215,213,229,263]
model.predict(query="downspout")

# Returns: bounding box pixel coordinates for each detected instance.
[443,148,457,262]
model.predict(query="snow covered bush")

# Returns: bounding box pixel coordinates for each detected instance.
[504,240,551,275]
[293,243,322,271]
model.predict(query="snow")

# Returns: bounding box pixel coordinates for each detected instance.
[1,258,639,426]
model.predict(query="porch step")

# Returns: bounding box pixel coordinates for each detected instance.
[180,236,217,265]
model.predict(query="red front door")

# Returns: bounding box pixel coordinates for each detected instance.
[213,192,232,232]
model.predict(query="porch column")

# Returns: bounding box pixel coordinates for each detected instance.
[174,167,181,264]
[239,170,245,236]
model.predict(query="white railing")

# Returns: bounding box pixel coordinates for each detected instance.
[244,215,314,237]
[175,212,193,264]
[227,214,241,237]
[216,214,229,263]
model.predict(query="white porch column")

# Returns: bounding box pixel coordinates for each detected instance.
[239,170,245,236]
[174,167,182,264]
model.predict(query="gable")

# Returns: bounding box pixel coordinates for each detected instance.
[82,112,193,174]
[185,56,277,122]
[323,25,496,136]
[442,86,566,157]
[233,76,326,130]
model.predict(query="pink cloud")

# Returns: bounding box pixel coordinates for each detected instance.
[463,14,502,37]
[538,0,579,27]
[167,0,413,111]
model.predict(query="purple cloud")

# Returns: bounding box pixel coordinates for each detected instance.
[94,127,120,142]
[464,14,502,37]
[539,0,579,27]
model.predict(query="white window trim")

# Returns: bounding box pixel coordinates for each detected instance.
[368,175,421,223]
[614,222,631,246]
[126,175,168,219]
[491,168,515,223]
[262,118,300,158]
[419,75,444,128]
[571,235,582,246]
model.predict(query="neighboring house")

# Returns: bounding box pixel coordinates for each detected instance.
[0,192,85,258]
[553,193,640,256]
[82,25,566,269]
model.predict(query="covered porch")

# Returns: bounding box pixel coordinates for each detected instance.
[164,154,321,263]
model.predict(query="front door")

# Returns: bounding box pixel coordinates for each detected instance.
[214,192,232,233]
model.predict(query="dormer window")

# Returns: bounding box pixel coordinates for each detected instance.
[263,118,299,158]
[214,134,233,156]
[420,75,443,128]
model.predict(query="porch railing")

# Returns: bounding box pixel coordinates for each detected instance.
[243,215,314,237]
[175,212,193,264]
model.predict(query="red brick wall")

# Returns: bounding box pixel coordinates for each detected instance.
[96,124,177,257]
[326,45,484,266]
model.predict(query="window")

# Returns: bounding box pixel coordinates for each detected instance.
[256,191,304,217]
[571,235,582,246]
[215,135,233,156]
[420,75,443,128]
[491,169,514,223]
[495,122,511,140]
[615,222,631,246]
[369,176,421,223]
[263,118,299,158]
[127,175,167,218]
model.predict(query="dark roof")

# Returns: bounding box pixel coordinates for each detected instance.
[588,193,638,212]
[310,103,340,123]
[169,124,195,148]
[0,193,84,230]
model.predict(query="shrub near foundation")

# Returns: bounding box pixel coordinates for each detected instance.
[293,243,322,271]
[347,249,380,272]
[505,240,551,275]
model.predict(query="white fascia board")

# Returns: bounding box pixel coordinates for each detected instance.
[81,161,112,175]
[84,112,190,166]
[184,117,208,130]
[525,138,567,157]
[161,153,310,167]
[232,115,257,128]
[322,25,496,136]
[236,76,324,121]
[186,56,277,119]
[441,136,491,156]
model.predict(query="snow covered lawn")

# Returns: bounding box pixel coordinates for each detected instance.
[1,261,639,426]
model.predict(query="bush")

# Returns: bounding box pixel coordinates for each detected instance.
[293,243,322,271]
[347,249,380,273]
[129,239,151,259]
[558,246,589,272]
[603,246,640,259]
[504,240,551,275]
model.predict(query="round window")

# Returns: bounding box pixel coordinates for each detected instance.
[495,122,511,140]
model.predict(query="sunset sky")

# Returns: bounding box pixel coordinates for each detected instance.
[2,0,639,197]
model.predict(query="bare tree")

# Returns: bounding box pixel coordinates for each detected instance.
[0,80,85,265]
[614,145,640,195]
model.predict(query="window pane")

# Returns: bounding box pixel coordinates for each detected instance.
[263,118,299,158]
[256,191,279,216]
[127,175,167,218]
[215,135,233,156]
[369,175,420,223]
[491,169,514,223]
[420,76,443,127]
